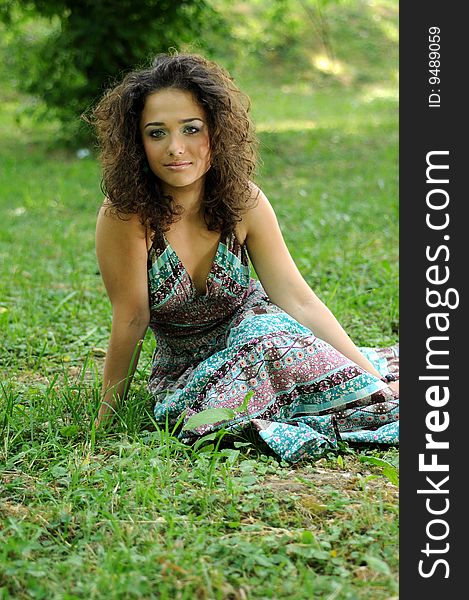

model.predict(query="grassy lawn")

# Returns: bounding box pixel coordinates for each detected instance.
[1,2,398,598]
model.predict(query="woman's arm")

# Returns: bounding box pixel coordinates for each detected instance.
[244,185,392,382]
[95,203,150,426]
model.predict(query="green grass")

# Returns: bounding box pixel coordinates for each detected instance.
[1,2,398,597]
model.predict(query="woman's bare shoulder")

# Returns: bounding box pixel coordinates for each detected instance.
[97,199,146,235]
[235,181,267,244]
[96,199,151,254]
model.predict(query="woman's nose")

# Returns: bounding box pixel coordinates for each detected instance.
[167,134,185,156]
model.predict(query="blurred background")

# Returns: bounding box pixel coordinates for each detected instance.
[0,0,398,143]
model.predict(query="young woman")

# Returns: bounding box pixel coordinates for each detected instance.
[90,52,399,463]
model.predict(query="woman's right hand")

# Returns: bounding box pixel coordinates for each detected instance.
[94,401,114,430]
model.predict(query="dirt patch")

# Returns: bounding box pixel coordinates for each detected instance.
[262,463,398,504]
[0,499,31,520]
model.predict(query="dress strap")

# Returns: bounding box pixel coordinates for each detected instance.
[150,229,166,251]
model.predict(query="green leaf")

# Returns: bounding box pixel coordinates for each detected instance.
[300,530,317,545]
[219,448,241,466]
[182,407,236,431]
[233,390,254,413]
[286,544,330,561]
[233,441,253,448]
[59,425,79,437]
[253,553,276,567]
[193,432,219,451]
[363,554,392,576]
[383,466,399,485]
[359,455,393,468]
[197,444,215,454]
[359,454,399,485]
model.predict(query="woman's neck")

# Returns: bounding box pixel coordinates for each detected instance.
[163,181,205,220]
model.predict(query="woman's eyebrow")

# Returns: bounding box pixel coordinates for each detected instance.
[144,118,204,128]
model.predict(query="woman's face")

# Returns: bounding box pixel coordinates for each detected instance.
[139,88,211,196]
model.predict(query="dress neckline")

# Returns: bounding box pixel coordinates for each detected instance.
[162,231,225,298]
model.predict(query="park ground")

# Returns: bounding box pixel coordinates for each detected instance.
[1,1,399,598]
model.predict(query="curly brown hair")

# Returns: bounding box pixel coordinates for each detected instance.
[87,52,259,235]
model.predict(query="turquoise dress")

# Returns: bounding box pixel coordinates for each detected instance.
[147,230,399,463]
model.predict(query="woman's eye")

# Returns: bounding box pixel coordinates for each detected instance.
[149,129,165,139]
[147,125,200,138]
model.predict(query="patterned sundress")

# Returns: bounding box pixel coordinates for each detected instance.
[147,230,399,463]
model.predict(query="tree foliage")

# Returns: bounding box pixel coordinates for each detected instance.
[1,0,226,140]
[1,0,398,143]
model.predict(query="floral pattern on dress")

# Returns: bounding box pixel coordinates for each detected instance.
[147,231,399,462]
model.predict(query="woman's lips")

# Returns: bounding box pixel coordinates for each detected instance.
[164,162,192,170]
